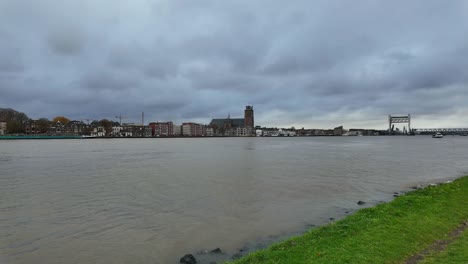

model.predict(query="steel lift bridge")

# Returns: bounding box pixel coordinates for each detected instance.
[388,114,411,134]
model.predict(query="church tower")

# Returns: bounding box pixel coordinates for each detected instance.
[244,106,254,129]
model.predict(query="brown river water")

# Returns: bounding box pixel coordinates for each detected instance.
[1,136,467,263]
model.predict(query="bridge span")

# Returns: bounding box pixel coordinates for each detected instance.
[414,128,468,134]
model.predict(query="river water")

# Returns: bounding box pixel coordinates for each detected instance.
[1,136,468,264]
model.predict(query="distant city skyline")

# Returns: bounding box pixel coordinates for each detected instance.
[1,0,468,129]
[2,106,465,131]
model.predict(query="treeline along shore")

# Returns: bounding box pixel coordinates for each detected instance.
[220,176,468,264]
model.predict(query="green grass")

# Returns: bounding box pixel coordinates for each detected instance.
[420,228,468,264]
[230,176,468,264]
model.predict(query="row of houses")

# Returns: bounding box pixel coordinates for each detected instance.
[4,118,382,138]
[256,128,297,137]
[20,119,215,137]
[256,127,337,136]
[5,119,238,137]
[149,122,210,137]
[2,119,383,138]
[255,127,383,137]
[20,120,148,137]
[1,106,257,137]
[2,105,387,137]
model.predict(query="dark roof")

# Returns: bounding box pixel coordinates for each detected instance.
[209,118,244,128]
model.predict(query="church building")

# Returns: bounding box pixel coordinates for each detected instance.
[209,106,255,136]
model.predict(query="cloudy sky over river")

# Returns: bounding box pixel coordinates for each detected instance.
[1,0,467,128]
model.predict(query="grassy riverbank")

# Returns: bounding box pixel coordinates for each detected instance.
[231,176,468,264]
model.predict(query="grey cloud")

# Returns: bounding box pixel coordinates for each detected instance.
[47,27,85,56]
[401,49,468,91]
[81,70,141,91]
[108,46,146,69]
[187,70,268,93]
[0,45,23,73]
[108,46,179,80]
[386,51,414,63]
[1,0,468,128]
[0,58,23,73]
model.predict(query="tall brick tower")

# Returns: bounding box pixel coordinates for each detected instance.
[244,105,254,129]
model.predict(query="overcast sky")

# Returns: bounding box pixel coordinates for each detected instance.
[1,0,467,129]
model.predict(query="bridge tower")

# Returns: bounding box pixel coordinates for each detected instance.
[388,114,411,135]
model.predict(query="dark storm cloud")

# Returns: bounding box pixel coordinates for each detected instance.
[1,0,467,128]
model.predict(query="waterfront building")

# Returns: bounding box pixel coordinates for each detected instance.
[112,126,123,136]
[349,129,380,136]
[256,127,297,137]
[0,121,6,135]
[236,127,249,136]
[334,126,344,136]
[24,120,38,134]
[144,126,152,137]
[209,106,255,136]
[117,126,133,137]
[315,129,334,136]
[122,123,148,137]
[281,129,297,136]
[40,120,89,136]
[296,128,310,136]
[209,115,244,136]
[206,127,214,137]
[67,121,88,135]
[182,122,205,136]
[149,122,174,137]
[173,124,181,136]
[47,122,61,135]
[256,129,263,137]
[91,126,106,137]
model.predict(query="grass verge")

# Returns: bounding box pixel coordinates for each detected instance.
[230,176,468,264]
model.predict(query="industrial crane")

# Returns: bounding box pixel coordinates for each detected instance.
[115,115,128,126]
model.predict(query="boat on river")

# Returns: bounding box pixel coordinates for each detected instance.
[432,132,444,138]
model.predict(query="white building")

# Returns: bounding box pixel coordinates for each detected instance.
[262,129,280,137]
[282,129,297,136]
[0,121,6,135]
[182,124,191,136]
[259,128,297,137]
[91,126,106,137]
[206,127,214,136]
[256,129,263,137]
[112,126,122,136]
[173,125,181,136]
[236,127,249,136]
[120,131,133,137]
[182,122,205,136]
